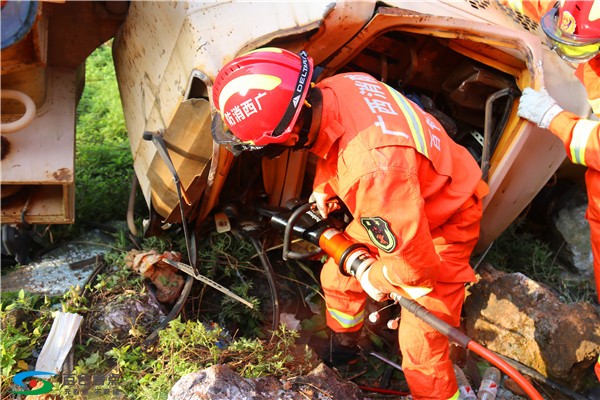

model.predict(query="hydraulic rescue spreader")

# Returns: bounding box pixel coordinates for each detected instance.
[261,200,544,400]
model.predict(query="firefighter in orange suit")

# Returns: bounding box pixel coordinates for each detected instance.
[499,1,600,114]
[504,0,600,308]
[211,47,488,399]
[503,0,600,381]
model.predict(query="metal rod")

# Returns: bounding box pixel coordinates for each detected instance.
[481,88,512,181]
[162,258,254,309]
[369,352,403,371]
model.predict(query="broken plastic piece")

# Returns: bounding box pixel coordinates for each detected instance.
[35,312,83,374]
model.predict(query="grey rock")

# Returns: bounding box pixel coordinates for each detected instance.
[551,187,593,277]
[168,363,365,400]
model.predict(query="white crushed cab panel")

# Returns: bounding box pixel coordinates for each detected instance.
[114,0,375,219]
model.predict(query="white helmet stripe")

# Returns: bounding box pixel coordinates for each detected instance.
[218,74,281,115]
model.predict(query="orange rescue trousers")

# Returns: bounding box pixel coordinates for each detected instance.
[586,169,600,304]
[321,194,483,399]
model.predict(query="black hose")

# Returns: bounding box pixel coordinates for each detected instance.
[282,202,321,260]
[127,173,139,237]
[495,353,589,400]
[144,275,195,347]
[78,255,106,298]
[250,237,280,332]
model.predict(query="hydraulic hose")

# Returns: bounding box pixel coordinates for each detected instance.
[391,293,544,400]
[250,237,280,332]
[468,341,544,400]
[282,201,322,260]
[358,386,410,396]
[270,203,544,399]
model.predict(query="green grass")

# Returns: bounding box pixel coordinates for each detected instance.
[1,233,319,400]
[75,42,142,225]
[485,223,596,304]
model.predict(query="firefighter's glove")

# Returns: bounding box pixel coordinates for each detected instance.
[357,262,434,302]
[517,87,563,129]
[309,192,340,219]
[356,265,394,301]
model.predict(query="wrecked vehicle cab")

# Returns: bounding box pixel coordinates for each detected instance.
[1,0,596,395]
[112,0,589,252]
[0,0,591,261]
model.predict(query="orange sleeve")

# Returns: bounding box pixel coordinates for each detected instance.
[575,57,600,116]
[549,111,600,171]
[341,152,441,289]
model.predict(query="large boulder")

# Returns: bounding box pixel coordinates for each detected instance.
[464,263,600,391]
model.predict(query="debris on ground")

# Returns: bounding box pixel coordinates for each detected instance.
[1,229,113,296]
[3,231,598,400]
[35,312,83,374]
[90,290,167,340]
[125,249,185,303]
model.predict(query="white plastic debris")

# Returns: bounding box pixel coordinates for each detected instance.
[35,311,83,374]
[279,312,301,331]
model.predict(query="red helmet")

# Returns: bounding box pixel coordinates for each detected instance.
[541,0,600,63]
[211,47,314,153]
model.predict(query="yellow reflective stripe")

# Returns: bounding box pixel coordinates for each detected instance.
[327,308,364,329]
[385,84,429,157]
[448,390,460,400]
[505,0,524,14]
[399,285,433,299]
[570,119,599,166]
[218,74,281,112]
[588,97,600,115]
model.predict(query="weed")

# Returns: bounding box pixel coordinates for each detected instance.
[485,223,596,303]
[0,287,90,398]
[92,319,318,400]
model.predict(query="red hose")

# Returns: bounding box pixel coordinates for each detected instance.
[391,293,545,400]
[358,386,410,396]
[468,341,543,400]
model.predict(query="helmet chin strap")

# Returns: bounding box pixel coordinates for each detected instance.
[253,87,322,159]
[294,87,322,151]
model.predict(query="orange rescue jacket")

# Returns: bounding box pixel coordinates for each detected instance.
[310,73,485,287]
